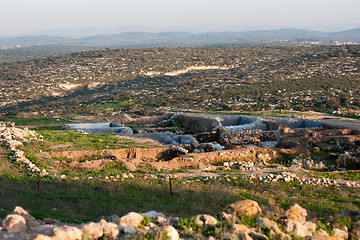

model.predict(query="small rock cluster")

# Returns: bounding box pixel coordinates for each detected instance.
[219,130,275,146]
[219,130,275,147]
[291,157,326,169]
[223,161,262,171]
[243,172,360,188]
[0,207,179,240]
[336,147,360,170]
[0,121,48,176]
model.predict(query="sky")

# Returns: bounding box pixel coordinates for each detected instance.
[1,0,360,37]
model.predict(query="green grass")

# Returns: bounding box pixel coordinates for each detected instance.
[1,173,358,225]
[24,129,144,151]
[310,171,360,181]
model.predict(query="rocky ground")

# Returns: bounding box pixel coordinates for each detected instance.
[1,117,360,239]
[1,200,360,240]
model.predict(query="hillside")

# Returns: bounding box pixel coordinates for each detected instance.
[0,45,359,117]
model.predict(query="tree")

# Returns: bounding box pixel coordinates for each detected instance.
[327,97,340,109]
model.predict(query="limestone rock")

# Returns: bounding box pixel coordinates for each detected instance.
[155,216,167,225]
[227,199,262,216]
[52,225,83,240]
[250,232,269,240]
[161,225,179,240]
[81,222,103,240]
[220,211,235,222]
[99,219,119,239]
[256,217,282,236]
[143,210,166,219]
[118,225,136,234]
[2,214,27,233]
[118,212,143,228]
[333,226,348,239]
[12,206,40,229]
[303,221,316,234]
[230,223,249,234]
[194,214,217,227]
[313,229,329,239]
[284,204,307,224]
[283,219,312,238]
[32,225,56,236]
[32,234,53,240]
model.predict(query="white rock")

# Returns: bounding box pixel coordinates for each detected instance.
[118,212,143,228]
[283,219,312,238]
[2,214,27,233]
[32,234,53,240]
[161,225,179,240]
[194,214,217,227]
[99,219,119,238]
[333,226,348,239]
[143,210,166,219]
[52,225,83,240]
[81,222,103,240]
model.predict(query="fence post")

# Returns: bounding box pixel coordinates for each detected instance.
[37,174,40,192]
[253,175,258,196]
[169,175,173,196]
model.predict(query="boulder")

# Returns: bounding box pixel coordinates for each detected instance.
[256,217,282,236]
[32,234,53,240]
[12,206,40,229]
[284,204,307,224]
[52,226,83,240]
[333,226,348,239]
[194,214,217,227]
[118,212,143,228]
[99,219,119,239]
[283,219,312,238]
[81,222,103,240]
[198,143,215,152]
[118,225,136,234]
[230,223,249,234]
[161,225,179,240]
[227,199,262,216]
[313,229,329,239]
[143,210,166,219]
[2,214,27,233]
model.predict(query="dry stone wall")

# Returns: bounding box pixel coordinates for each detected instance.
[0,121,48,176]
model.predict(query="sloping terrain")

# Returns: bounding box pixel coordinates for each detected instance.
[0,45,359,116]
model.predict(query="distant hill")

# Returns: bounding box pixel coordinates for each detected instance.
[0,35,75,48]
[328,27,360,42]
[1,28,359,50]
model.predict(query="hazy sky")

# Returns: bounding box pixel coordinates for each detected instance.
[1,0,360,36]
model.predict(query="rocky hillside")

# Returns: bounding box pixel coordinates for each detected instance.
[0,45,359,116]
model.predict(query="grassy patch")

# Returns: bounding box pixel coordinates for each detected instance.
[0,171,358,226]
[22,129,144,152]
[310,171,360,181]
